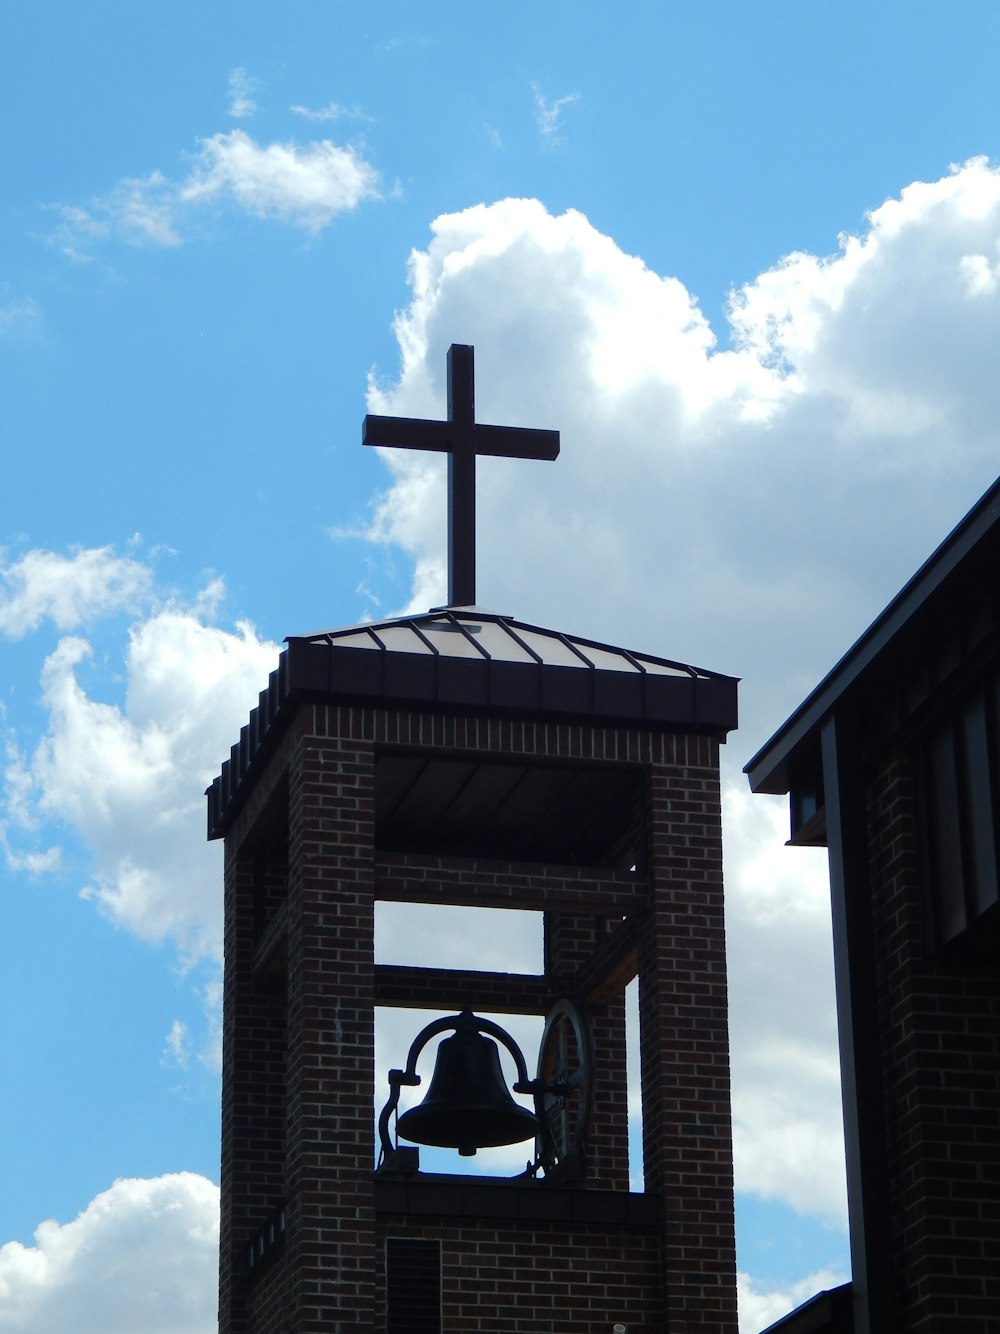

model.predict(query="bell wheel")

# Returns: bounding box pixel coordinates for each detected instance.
[535,999,594,1175]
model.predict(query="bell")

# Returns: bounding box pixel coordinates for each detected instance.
[397,1020,538,1157]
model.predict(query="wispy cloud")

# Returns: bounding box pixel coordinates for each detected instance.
[161,1019,190,1068]
[227,67,257,119]
[0,292,41,335]
[50,171,181,258]
[49,129,382,258]
[531,82,580,148]
[290,100,366,123]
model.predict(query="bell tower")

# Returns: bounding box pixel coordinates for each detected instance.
[211,346,740,1333]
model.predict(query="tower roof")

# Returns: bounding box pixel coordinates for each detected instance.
[207,606,738,839]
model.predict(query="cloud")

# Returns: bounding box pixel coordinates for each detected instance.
[227,67,257,119]
[3,566,278,962]
[51,174,181,254]
[51,128,381,257]
[162,1019,189,1068]
[290,100,365,123]
[531,82,580,148]
[180,130,380,233]
[0,547,153,639]
[724,787,847,1226]
[0,292,41,335]
[0,1166,841,1334]
[360,161,1000,1229]
[738,1269,849,1334]
[365,164,1000,738]
[0,1175,218,1334]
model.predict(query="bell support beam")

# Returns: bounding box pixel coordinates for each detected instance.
[375,964,555,1014]
[562,916,641,1005]
[374,852,646,915]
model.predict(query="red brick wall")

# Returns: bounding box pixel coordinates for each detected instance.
[866,752,1000,1331]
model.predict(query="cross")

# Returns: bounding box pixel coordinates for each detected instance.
[363,344,560,607]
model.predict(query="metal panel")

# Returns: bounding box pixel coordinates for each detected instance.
[920,669,1000,948]
[960,690,999,920]
[925,718,967,944]
[385,1237,441,1334]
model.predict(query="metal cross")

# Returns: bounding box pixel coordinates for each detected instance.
[363,344,560,607]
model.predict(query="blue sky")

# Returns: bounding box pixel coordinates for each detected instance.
[4,3,1000,1330]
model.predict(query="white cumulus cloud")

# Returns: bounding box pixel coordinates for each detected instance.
[0,1175,218,1334]
[359,160,1000,1235]
[365,164,1000,735]
[3,566,278,962]
[180,129,380,232]
[0,547,154,639]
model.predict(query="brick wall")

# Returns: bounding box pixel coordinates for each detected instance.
[376,1213,663,1331]
[638,754,738,1332]
[545,911,631,1192]
[866,751,1000,1330]
[219,701,737,1333]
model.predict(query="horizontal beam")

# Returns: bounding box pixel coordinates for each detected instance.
[363,415,559,461]
[374,852,648,914]
[375,965,555,1014]
[565,916,641,1003]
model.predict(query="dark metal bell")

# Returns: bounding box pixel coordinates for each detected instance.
[397,1024,538,1157]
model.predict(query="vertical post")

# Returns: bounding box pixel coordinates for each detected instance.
[544,911,631,1190]
[821,712,890,1334]
[638,738,737,1332]
[219,844,288,1334]
[447,344,477,607]
[285,723,376,1332]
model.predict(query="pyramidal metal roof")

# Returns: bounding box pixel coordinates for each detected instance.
[207,606,738,839]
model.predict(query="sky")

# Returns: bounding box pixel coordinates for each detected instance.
[3,2,1000,1329]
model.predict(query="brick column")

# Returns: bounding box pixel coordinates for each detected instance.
[284,721,376,1333]
[545,911,630,1190]
[220,846,288,1334]
[637,738,737,1332]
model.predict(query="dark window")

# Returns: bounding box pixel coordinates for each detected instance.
[386,1237,441,1334]
[919,668,1000,952]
